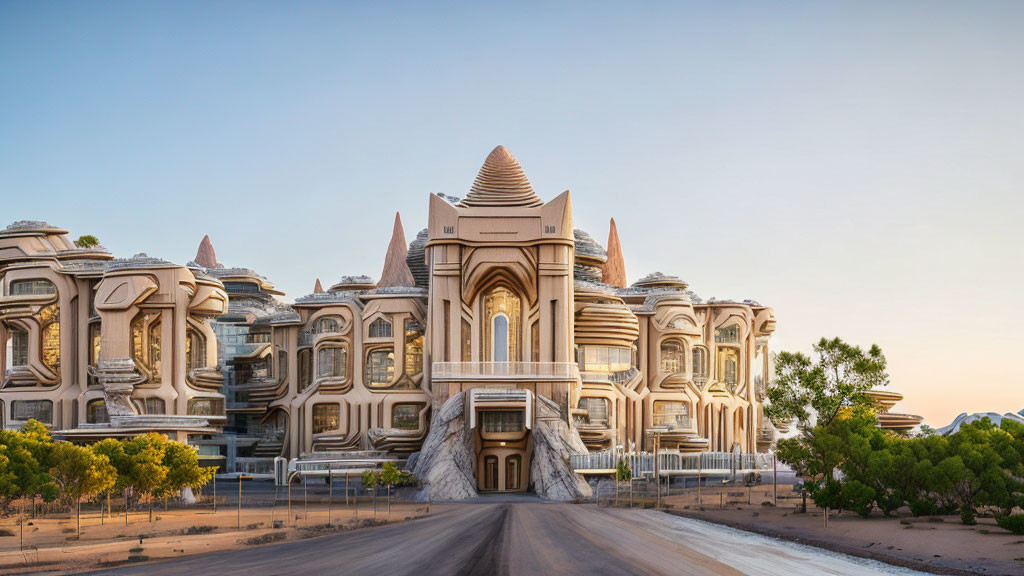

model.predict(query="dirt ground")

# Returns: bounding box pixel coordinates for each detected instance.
[0,497,433,575]
[656,483,1024,576]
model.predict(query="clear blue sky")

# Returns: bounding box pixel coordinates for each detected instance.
[2,1,1023,425]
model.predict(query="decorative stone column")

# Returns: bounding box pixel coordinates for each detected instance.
[89,358,143,417]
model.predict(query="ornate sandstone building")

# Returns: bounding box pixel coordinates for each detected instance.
[1,146,778,494]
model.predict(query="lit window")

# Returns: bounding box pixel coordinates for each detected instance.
[86,399,109,424]
[365,348,395,387]
[369,317,392,339]
[39,303,60,375]
[392,403,420,430]
[581,346,632,373]
[131,312,161,380]
[653,400,690,429]
[718,347,739,388]
[483,288,520,362]
[313,403,340,433]
[404,320,423,375]
[660,339,685,375]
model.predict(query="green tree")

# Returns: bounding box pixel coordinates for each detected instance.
[49,442,117,510]
[73,235,100,248]
[157,440,215,499]
[379,462,403,515]
[766,337,888,430]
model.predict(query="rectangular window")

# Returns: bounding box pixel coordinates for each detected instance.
[577,397,609,426]
[188,398,224,416]
[365,348,395,388]
[317,347,347,379]
[313,403,340,434]
[443,301,450,362]
[653,400,690,429]
[480,410,524,433]
[10,330,28,367]
[461,319,471,362]
[12,400,52,424]
[714,325,740,344]
[404,320,423,375]
[391,403,420,430]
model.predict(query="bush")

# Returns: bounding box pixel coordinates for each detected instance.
[841,480,876,518]
[909,499,939,517]
[960,508,977,525]
[996,514,1024,535]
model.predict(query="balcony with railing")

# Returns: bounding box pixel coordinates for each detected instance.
[432,362,580,381]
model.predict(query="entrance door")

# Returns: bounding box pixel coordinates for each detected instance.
[483,456,499,491]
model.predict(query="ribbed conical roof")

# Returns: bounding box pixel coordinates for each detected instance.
[459,146,544,208]
[378,212,416,288]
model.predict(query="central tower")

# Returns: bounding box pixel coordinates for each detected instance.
[424,145,577,492]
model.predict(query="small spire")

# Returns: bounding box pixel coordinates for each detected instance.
[602,218,627,288]
[314,278,324,293]
[194,235,221,268]
[378,212,416,288]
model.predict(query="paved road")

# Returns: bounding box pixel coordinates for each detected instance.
[87,503,926,576]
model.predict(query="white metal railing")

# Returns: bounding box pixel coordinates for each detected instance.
[432,362,580,380]
[570,450,773,476]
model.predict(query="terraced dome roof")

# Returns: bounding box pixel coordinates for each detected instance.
[459,146,544,208]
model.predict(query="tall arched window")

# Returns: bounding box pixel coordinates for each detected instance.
[718,347,739,389]
[39,303,60,375]
[185,328,206,370]
[298,349,312,391]
[483,287,520,362]
[691,346,708,381]
[491,314,509,362]
[131,312,161,380]
[659,339,685,375]
[404,319,424,375]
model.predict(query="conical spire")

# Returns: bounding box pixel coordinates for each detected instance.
[194,235,221,268]
[459,146,544,208]
[602,218,627,288]
[378,212,416,288]
[314,278,324,293]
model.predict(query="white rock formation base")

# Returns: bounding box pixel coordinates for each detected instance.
[530,395,593,501]
[411,393,478,501]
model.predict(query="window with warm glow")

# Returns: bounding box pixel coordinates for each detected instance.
[312,403,340,433]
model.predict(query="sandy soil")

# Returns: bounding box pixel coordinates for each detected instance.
[658,484,1024,576]
[0,498,432,575]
